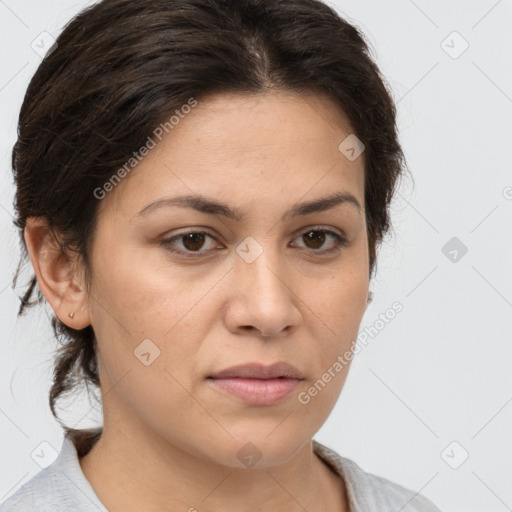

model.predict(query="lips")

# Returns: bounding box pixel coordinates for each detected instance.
[207,362,304,405]
[208,362,304,380]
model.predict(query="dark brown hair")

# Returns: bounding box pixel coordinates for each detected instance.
[12,0,407,453]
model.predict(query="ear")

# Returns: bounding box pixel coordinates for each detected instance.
[23,217,91,329]
[365,290,373,310]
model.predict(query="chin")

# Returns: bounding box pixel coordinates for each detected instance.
[207,430,308,470]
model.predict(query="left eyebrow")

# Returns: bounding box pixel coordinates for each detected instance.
[134,191,362,222]
[287,191,362,219]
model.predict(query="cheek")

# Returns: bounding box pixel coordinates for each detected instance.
[87,256,208,400]
[89,265,209,425]
[311,267,368,334]
[89,240,209,340]
[99,351,211,447]
[301,262,368,394]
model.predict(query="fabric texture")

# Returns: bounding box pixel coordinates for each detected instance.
[0,433,442,511]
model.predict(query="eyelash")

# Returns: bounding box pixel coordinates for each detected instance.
[160,226,348,258]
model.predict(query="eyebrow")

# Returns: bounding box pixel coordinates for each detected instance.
[135,191,362,221]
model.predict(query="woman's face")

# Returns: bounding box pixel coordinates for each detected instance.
[86,91,369,467]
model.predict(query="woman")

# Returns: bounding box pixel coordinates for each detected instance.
[1,0,442,510]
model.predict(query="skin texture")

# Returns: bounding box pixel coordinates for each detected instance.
[24,91,371,512]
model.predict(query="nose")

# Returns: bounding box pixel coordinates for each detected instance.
[223,243,302,338]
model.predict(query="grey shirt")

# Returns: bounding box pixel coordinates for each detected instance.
[0,434,442,511]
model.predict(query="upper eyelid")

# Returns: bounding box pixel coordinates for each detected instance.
[163,225,345,241]
[162,225,346,251]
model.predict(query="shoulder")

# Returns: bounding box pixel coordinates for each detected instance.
[0,462,63,511]
[0,433,106,512]
[313,440,443,512]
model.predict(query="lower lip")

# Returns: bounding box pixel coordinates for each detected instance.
[207,377,302,405]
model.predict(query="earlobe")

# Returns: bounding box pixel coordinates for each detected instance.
[23,217,91,329]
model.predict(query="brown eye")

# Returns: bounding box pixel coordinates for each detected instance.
[161,230,219,256]
[292,227,347,255]
[182,232,207,251]
[302,230,326,250]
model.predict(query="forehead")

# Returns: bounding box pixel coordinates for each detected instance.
[101,90,365,218]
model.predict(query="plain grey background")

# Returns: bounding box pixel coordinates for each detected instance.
[1,1,511,511]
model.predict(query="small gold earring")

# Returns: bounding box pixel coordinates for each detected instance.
[68,311,75,319]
